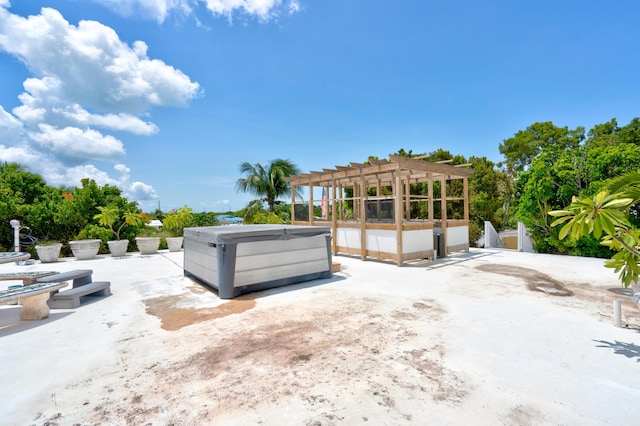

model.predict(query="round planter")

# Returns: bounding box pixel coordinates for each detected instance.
[166,237,184,252]
[69,239,101,260]
[107,240,129,257]
[35,243,62,263]
[135,237,161,255]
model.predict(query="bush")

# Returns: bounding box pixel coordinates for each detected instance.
[468,221,482,247]
[250,211,286,224]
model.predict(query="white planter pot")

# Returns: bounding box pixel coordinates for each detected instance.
[135,237,161,255]
[35,243,62,263]
[107,240,129,257]
[166,237,184,252]
[69,239,101,260]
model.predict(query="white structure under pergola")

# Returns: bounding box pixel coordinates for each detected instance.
[285,154,474,266]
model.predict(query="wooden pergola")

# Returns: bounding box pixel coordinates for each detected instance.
[286,155,473,265]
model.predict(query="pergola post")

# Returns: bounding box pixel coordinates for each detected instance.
[308,184,314,224]
[404,177,410,220]
[394,171,403,266]
[290,184,296,221]
[331,182,337,254]
[376,178,381,219]
[338,183,343,221]
[428,175,434,221]
[441,175,447,257]
[359,177,367,261]
[463,177,469,221]
[353,184,359,220]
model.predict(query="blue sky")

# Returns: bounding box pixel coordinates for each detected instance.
[1,1,639,212]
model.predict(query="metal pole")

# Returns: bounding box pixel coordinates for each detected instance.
[613,300,622,327]
[10,220,20,252]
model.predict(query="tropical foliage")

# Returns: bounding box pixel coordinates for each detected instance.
[163,206,194,236]
[511,118,640,255]
[236,158,301,213]
[94,205,148,240]
[549,172,640,294]
[0,163,194,255]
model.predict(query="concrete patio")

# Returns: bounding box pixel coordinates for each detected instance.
[1,248,639,425]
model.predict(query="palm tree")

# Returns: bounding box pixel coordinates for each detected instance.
[236,159,301,212]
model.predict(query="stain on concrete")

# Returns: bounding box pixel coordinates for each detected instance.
[476,264,573,296]
[144,296,256,331]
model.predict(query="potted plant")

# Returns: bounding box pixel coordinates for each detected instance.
[35,240,62,263]
[136,232,162,254]
[94,205,147,257]
[163,206,194,252]
[135,227,162,254]
[69,238,102,260]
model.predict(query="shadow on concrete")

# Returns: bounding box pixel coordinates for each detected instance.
[187,274,348,301]
[593,339,640,362]
[420,249,499,270]
[250,275,348,299]
[0,307,73,337]
[332,250,500,270]
[607,287,634,297]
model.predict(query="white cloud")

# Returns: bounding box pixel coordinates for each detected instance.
[127,180,158,200]
[0,5,194,204]
[289,0,300,14]
[64,164,121,187]
[203,0,302,21]
[204,0,277,20]
[91,0,193,23]
[88,0,300,23]
[0,8,201,113]
[0,105,24,145]
[28,124,126,165]
[0,144,41,166]
[114,163,131,174]
[54,105,159,135]
[0,0,300,210]
[112,163,158,200]
[49,163,158,201]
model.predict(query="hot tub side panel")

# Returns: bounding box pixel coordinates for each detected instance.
[234,236,330,287]
[183,236,220,290]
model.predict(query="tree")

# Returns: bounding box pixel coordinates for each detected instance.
[587,118,618,139]
[581,140,640,193]
[94,204,147,240]
[464,156,504,245]
[507,118,640,256]
[236,159,301,212]
[163,206,194,236]
[0,162,56,250]
[499,121,584,172]
[549,172,640,307]
[515,148,570,253]
[618,117,640,145]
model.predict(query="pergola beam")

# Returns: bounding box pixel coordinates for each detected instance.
[286,155,472,187]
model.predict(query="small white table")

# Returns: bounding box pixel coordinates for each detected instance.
[0,271,58,285]
[0,282,68,320]
[0,252,30,264]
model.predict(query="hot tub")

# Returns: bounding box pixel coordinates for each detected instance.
[183,225,332,298]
